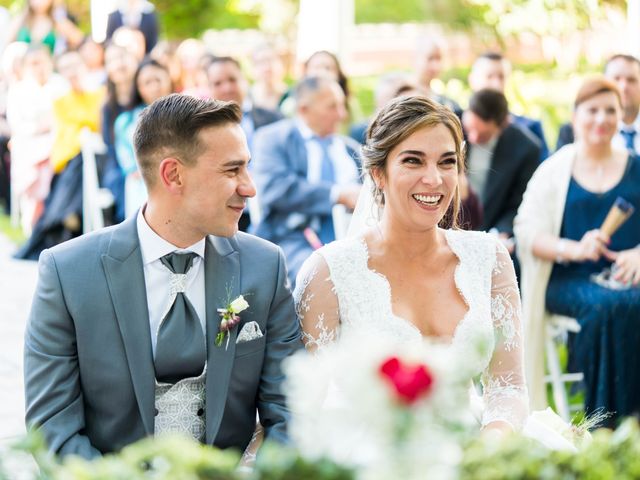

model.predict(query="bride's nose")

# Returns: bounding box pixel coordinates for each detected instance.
[420,164,443,186]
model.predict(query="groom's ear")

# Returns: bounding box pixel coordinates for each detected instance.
[158,157,184,194]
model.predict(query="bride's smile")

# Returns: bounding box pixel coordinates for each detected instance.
[412,193,443,208]
[374,123,459,230]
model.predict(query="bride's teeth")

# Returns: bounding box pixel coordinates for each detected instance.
[413,194,442,205]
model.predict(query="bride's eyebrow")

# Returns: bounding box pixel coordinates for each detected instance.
[397,150,425,157]
[441,151,457,158]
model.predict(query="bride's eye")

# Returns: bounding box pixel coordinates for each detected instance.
[440,157,457,167]
[402,156,422,165]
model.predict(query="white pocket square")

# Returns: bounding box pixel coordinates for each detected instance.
[236,321,263,344]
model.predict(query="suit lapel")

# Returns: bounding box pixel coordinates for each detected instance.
[291,125,309,178]
[204,236,240,444]
[101,217,155,435]
[483,135,508,210]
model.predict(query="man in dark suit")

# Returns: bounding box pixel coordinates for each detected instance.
[462,89,541,250]
[252,76,361,286]
[556,54,640,154]
[24,94,301,459]
[105,0,159,54]
[208,56,283,232]
[469,52,549,161]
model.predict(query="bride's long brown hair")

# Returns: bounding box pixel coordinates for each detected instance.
[361,95,465,229]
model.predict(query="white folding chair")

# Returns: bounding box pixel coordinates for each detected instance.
[247,194,262,226]
[332,204,352,241]
[544,314,584,421]
[80,129,113,234]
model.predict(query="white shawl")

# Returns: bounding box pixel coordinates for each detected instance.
[514,144,575,409]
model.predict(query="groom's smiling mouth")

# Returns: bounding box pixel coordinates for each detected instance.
[228,203,246,213]
[412,193,443,207]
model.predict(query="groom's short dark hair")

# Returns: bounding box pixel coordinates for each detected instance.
[134,93,242,188]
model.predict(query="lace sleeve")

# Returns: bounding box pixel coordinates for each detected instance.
[481,240,530,430]
[293,252,340,352]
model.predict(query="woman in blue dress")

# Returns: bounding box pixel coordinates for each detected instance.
[516,77,640,425]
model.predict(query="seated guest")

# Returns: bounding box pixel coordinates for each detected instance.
[110,26,146,63]
[249,42,287,112]
[15,51,104,259]
[462,89,540,248]
[175,38,209,97]
[100,43,139,223]
[208,56,282,150]
[469,52,549,161]
[280,50,361,121]
[78,38,106,89]
[349,72,415,145]
[207,56,283,231]
[6,45,65,234]
[114,58,172,218]
[105,0,159,54]
[556,54,640,156]
[515,77,640,423]
[414,35,462,116]
[6,0,83,54]
[253,76,361,286]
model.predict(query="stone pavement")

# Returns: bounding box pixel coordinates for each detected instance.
[0,235,38,478]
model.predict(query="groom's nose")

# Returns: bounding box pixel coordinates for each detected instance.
[238,169,257,198]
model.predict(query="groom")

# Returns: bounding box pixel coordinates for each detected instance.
[24,94,302,459]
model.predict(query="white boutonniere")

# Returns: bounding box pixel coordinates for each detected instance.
[215,295,249,348]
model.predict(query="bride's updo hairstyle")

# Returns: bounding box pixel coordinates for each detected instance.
[361,94,465,228]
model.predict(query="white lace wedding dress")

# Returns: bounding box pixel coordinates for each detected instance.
[294,228,529,430]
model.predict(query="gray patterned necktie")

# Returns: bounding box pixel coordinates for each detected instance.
[155,252,206,384]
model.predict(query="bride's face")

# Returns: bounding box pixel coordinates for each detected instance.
[375,124,458,231]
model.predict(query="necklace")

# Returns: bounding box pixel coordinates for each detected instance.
[574,150,627,193]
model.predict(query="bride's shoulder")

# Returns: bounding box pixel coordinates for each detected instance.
[318,236,367,261]
[444,229,504,260]
[444,228,495,246]
[296,237,366,288]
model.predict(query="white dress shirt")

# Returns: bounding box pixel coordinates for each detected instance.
[467,135,498,197]
[295,119,360,189]
[136,209,206,357]
[613,114,640,155]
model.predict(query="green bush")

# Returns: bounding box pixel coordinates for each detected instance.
[6,420,640,479]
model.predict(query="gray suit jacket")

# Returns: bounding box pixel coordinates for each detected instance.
[24,215,302,459]
[252,119,360,242]
[251,119,361,284]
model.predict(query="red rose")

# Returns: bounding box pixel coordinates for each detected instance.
[379,356,434,405]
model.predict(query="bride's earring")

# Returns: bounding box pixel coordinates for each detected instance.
[374,183,385,205]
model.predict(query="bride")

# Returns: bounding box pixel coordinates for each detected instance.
[294,95,529,435]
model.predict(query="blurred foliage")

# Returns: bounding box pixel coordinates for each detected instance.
[6,419,640,479]
[0,0,91,32]
[0,213,27,245]
[154,0,260,39]
[255,443,355,480]
[460,419,640,480]
[356,0,626,50]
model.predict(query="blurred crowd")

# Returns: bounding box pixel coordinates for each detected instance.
[1,0,640,426]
